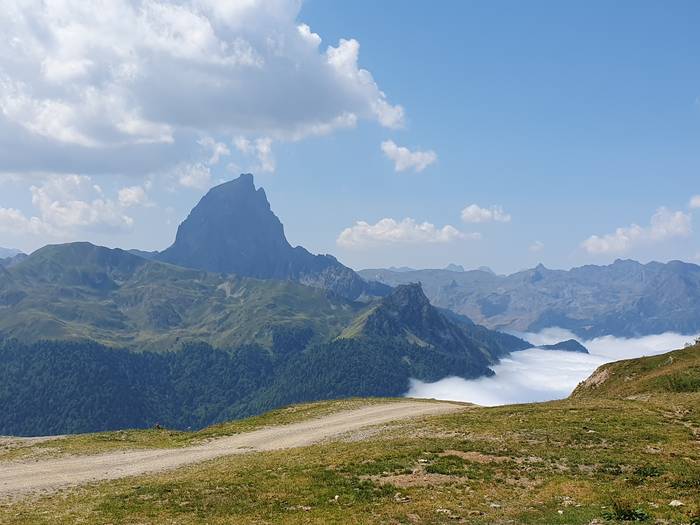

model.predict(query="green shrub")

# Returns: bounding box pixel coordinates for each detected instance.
[603,497,650,522]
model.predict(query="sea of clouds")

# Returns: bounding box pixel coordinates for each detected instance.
[406,328,699,406]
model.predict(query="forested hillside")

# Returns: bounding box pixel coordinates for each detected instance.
[0,333,497,436]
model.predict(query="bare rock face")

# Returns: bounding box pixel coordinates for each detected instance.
[157,174,388,300]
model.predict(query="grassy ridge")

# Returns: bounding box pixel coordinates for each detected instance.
[571,343,700,398]
[0,243,359,352]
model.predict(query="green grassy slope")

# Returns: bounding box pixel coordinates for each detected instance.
[0,242,359,351]
[571,342,700,398]
[0,244,526,360]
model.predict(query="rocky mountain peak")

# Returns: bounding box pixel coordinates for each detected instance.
[365,283,457,341]
[157,174,388,300]
[383,283,432,312]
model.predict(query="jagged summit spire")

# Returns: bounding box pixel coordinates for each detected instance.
[156,174,389,300]
[383,283,431,309]
[157,173,291,278]
[208,173,257,195]
[198,174,271,212]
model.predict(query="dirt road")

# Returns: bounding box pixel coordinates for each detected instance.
[0,401,461,499]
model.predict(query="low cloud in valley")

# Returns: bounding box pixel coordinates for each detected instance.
[407,328,699,406]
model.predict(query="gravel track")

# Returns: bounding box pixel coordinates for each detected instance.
[0,401,461,499]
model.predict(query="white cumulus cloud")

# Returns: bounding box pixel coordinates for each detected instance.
[380,140,436,173]
[117,184,151,208]
[198,137,230,166]
[461,204,511,223]
[690,195,700,209]
[172,163,212,190]
[0,207,49,236]
[337,217,477,248]
[0,0,403,177]
[0,174,135,237]
[234,136,275,173]
[581,207,692,254]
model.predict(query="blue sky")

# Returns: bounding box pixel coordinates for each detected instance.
[0,0,699,273]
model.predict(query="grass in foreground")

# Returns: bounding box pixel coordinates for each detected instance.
[1,394,698,525]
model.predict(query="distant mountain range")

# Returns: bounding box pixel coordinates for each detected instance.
[0,175,529,435]
[359,260,700,338]
[0,253,27,268]
[0,247,22,259]
[2,173,697,435]
[388,264,495,274]
[0,247,25,269]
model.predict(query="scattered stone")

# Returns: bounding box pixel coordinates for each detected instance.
[561,496,576,507]
[669,500,683,507]
[394,492,410,503]
[435,508,461,520]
